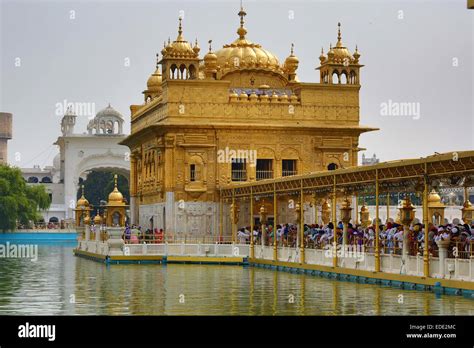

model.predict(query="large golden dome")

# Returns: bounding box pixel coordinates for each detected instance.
[214,8,282,75]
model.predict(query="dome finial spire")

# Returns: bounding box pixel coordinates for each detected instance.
[336,22,343,47]
[208,39,213,52]
[290,43,294,55]
[237,3,247,39]
[114,174,118,189]
[177,17,183,39]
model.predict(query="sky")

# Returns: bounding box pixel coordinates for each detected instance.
[1,0,473,168]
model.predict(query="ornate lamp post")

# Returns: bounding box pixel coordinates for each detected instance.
[340,197,352,246]
[295,200,305,263]
[359,202,371,227]
[399,196,415,261]
[259,200,267,247]
[230,202,240,242]
[462,187,474,224]
[321,199,331,225]
[427,189,445,225]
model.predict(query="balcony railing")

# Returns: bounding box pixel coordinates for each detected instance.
[256,170,273,181]
[231,170,247,181]
[282,170,297,177]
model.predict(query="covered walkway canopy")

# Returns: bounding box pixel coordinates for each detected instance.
[219,151,474,277]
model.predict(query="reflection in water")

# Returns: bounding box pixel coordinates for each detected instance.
[0,245,473,315]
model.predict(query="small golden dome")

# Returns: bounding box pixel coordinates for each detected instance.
[319,47,326,63]
[108,174,124,205]
[84,215,90,224]
[284,43,299,76]
[162,18,197,59]
[360,204,369,213]
[77,185,89,207]
[193,39,201,54]
[93,213,102,224]
[147,67,162,90]
[204,50,217,61]
[428,190,441,203]
[330,23,353,62]
[108,189,123,203]
[204,41,218,65]
[428,189,445,207]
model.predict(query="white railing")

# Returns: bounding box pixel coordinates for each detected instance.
[120,243,250,258]
[254,245,474,282]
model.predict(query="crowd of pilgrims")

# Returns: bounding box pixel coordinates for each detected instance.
[236,220,474,258]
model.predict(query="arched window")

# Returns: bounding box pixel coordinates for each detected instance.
[112,212,121,226]
[332,71,339,84]
[188,64,196,79]
[28,176,39,183]
[350,70,357,84]
[327,163,338,171]
[41,177,52,183]
[106,120,114,134]
[170,64,178,79]
[179,64,187,79]
[340,71,348,84]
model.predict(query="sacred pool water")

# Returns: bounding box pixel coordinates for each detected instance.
[0,243,473,316]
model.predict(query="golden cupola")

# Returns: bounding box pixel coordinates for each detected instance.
[93,211,102,225]
[203,40,218,79]
[428,189,445,207]
[283,43,299,82]
[74,185,92,228]
[159,18,200,81]
[77,185,89,207]
[214,7,285,85]
[161,18,197,59]
[147,67,162,90]
[143,56,163,103]
[330,23,353,63]
[108,174,125,206]
[317,22,363,85]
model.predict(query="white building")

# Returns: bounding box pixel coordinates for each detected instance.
[22,104,130,223]
[361,153,379,166]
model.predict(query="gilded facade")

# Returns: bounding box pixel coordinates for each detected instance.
[121,8,377,236]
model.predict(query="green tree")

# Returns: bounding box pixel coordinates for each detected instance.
[0,164,51,231]
[78,171,129,210]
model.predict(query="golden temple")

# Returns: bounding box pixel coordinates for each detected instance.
[121,7,377,235]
